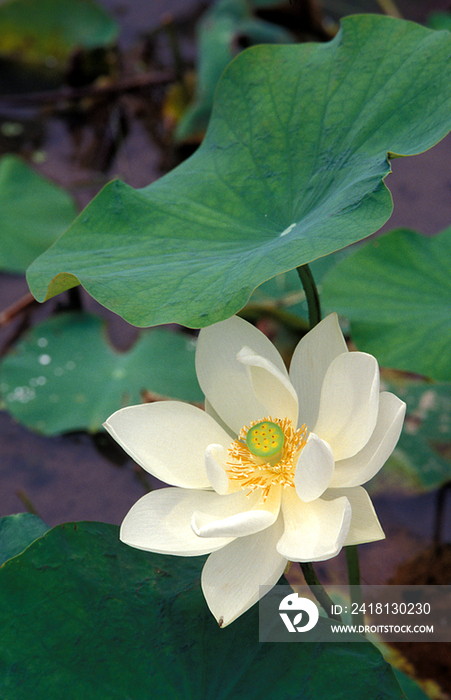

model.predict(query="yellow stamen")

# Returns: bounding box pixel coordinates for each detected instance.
[227,416,308,500]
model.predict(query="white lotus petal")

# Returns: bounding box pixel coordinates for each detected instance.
[192,510,274,538]
[277,488,351,561]
[313,352,380,461]
[104,402,231,489]
[205,444,231,495]
[294,433,334,502]
[322,487,385,545]
[191,486,281,538]
[237,346,298,424]
[289,313,348,429]
[330,392,406,488]
[201,515,286,626]
[205,398,235,438]
[196,315,288,435]
[120,488,234,555]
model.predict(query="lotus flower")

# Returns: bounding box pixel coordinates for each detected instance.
[105,314,405,626]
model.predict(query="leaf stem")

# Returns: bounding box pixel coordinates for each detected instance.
[67,286,83,311]
[296,264,321,329]
[376,0,402,18]
[300,562,341,621]
[345,545,364,627]
[433,481,451,547]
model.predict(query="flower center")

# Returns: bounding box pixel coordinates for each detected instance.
[227,416,308,500]
[246,420,285,458]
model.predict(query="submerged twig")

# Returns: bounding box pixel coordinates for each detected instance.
[0,292,37,326]
[0,71,175,108]
[16,490,41,517]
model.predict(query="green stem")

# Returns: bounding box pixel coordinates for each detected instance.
[66,286,83,312]
[296,264,321,329]
[345,545,364,627]
[433,481,451,547]
[300,562,341,621]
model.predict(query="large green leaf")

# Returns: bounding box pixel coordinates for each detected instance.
[0,521,406,699]
[0,312,202,435]
[27,15,451,329]
[0,0,118,67]
[0,155,77,273]
[322,227,451,381]
[0,513,49,566]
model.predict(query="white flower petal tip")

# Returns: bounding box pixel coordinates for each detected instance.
[104,401,231,489]
[330,391,406,488]
[105,313,402,624]
[119,488,234,556]
[201,519,287,627]
[323,487,385,546]
[294,433,334,502]
[289,313,348,429]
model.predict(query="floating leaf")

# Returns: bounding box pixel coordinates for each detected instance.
[322,227,451,381]
[26,15,451,329]
[0,521,406,699]
[0,0,118,67]
[0,155,77,273]
[392,669,431,700]
[427,11,451,32]
[0,312,202,435]
[0,513,49,566]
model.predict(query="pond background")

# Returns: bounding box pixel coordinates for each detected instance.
[1,0,451,592]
